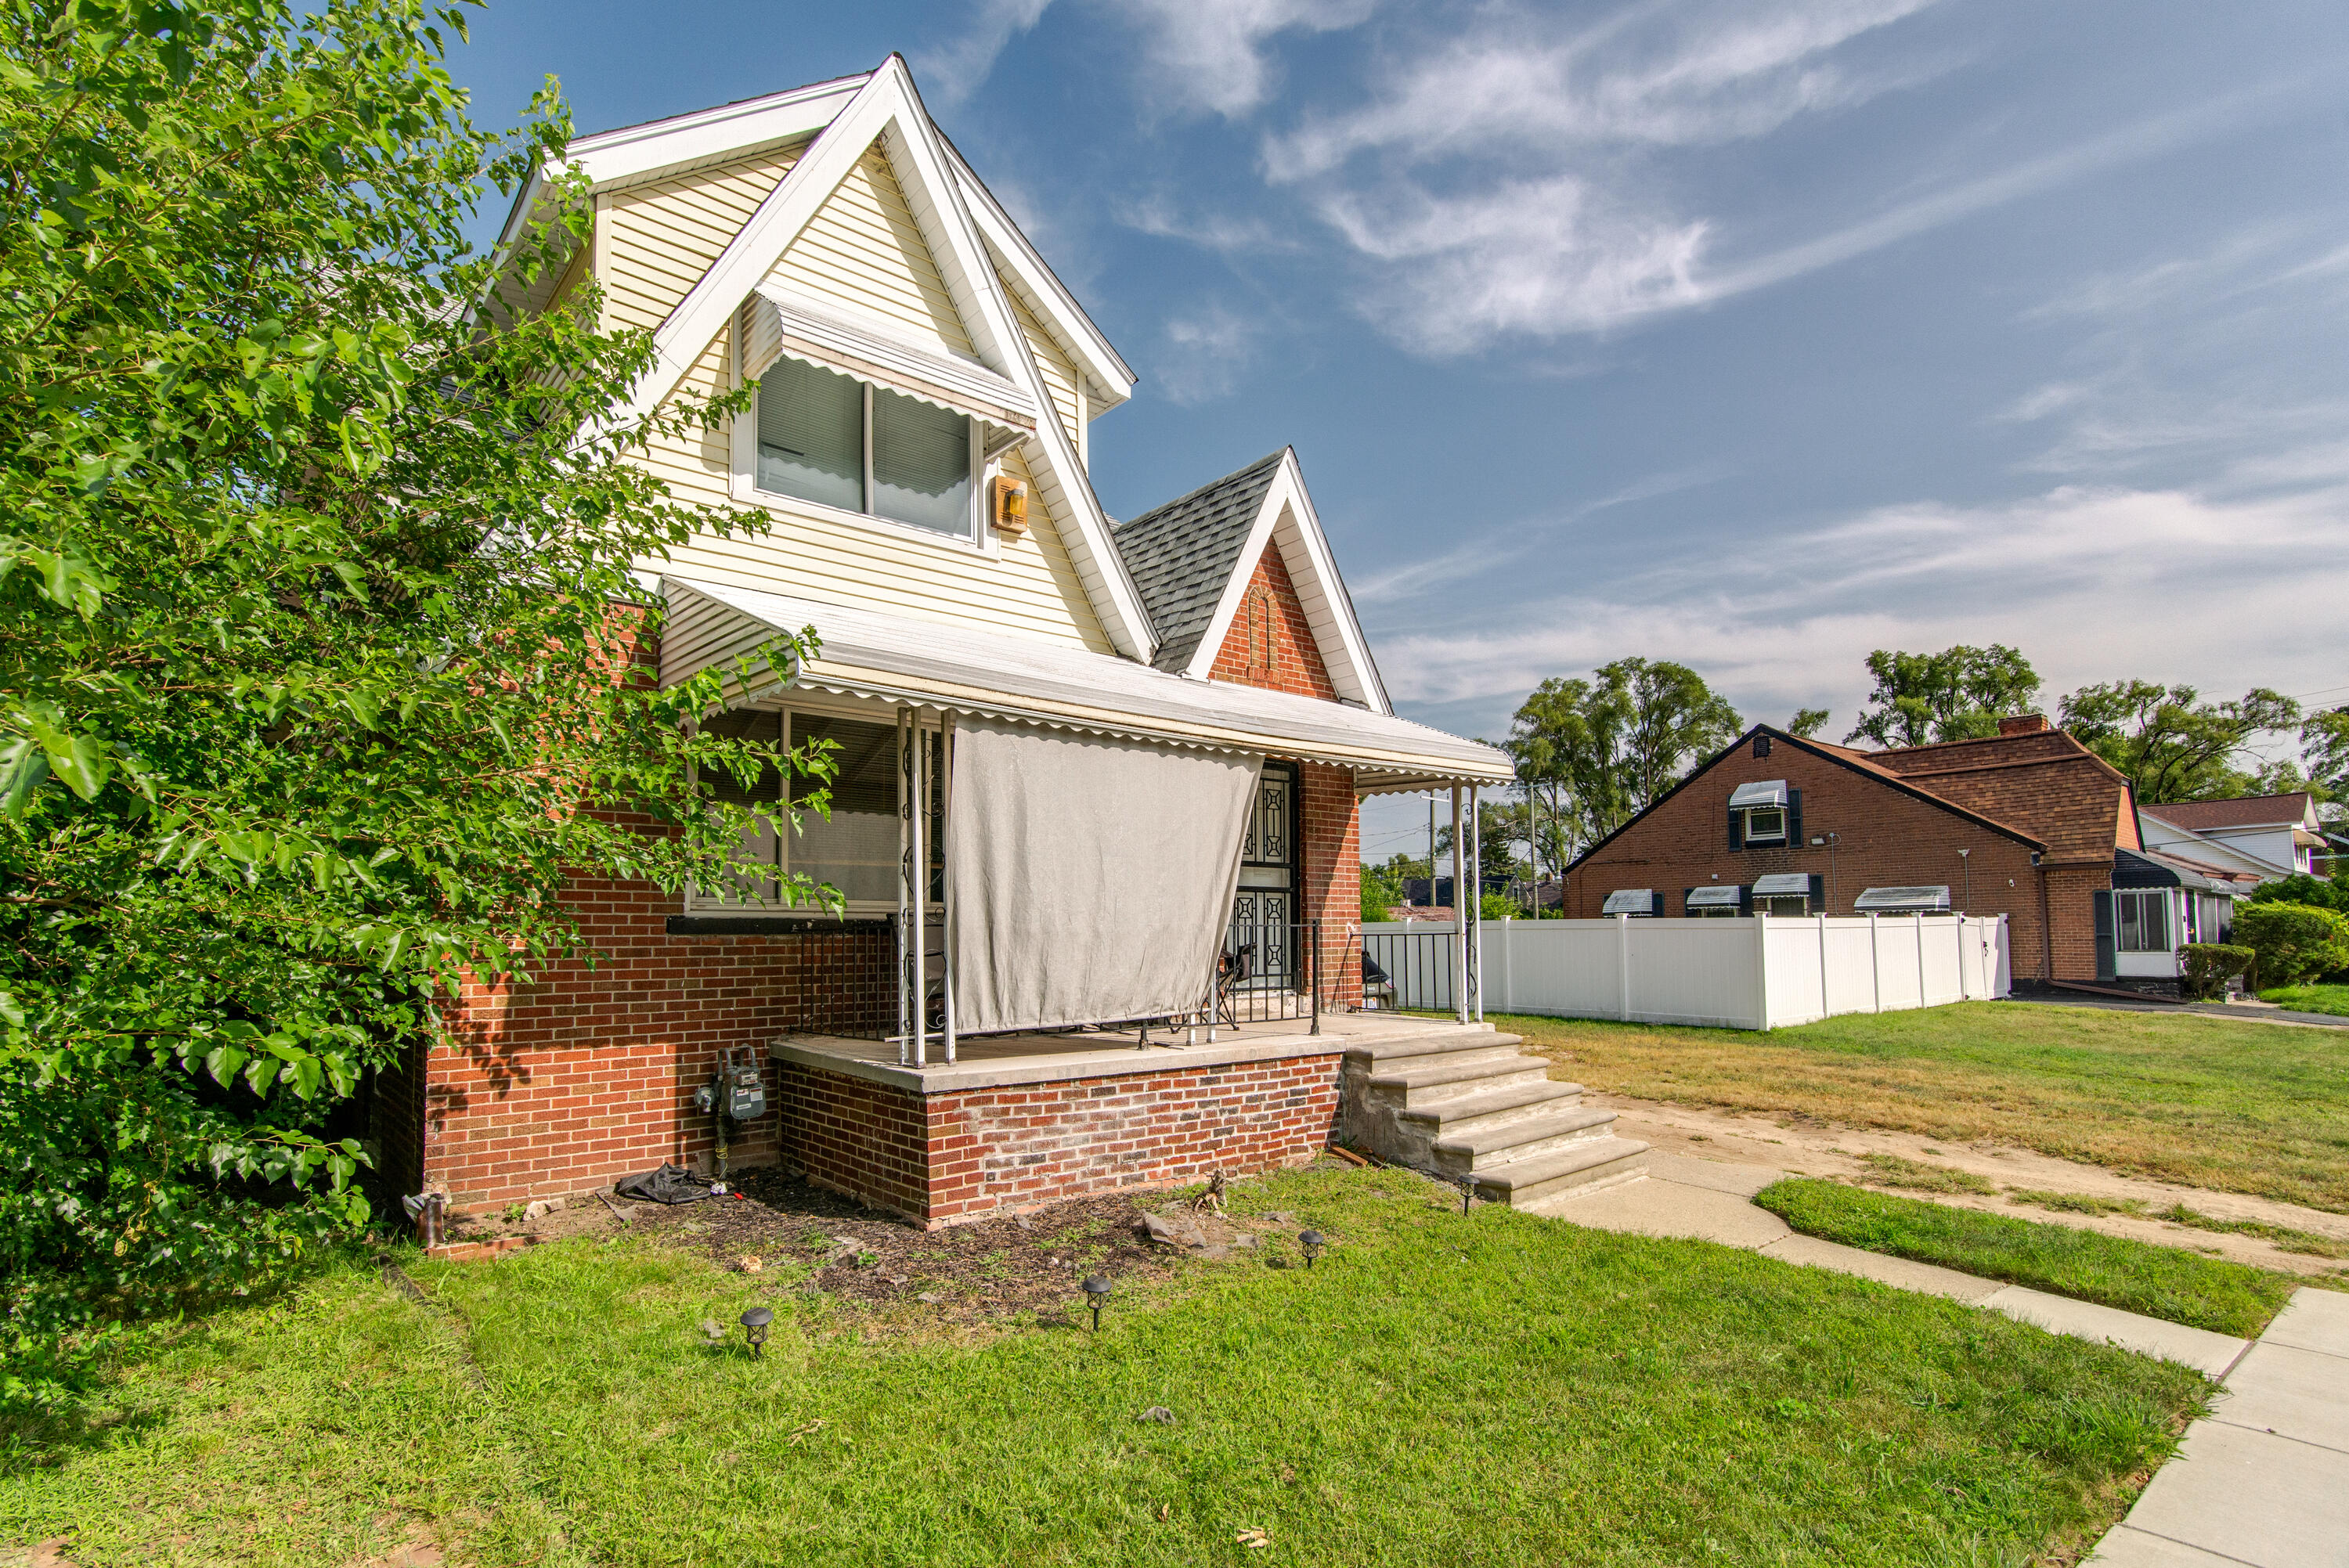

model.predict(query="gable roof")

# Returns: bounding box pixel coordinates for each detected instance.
[1113,452,1285,675]
[2141,793,2318,832]
[1109,448,1391,712]
[1562,723,2049,881]
[1860,726,2138,862]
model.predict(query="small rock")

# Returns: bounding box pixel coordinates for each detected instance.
[1136,1405,1175,1425]
[738,1255,763,1274]
[698,1319,726,1343]
[916,1292,941,1303]
[524,1199,548,1221]
[544,1195,567,1213]
[1265,1211,1295,1224]
[1230,1234,1258,1249]
[886,1274,907,1286]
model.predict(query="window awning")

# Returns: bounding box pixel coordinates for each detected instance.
[1686,885,1744,909]
[1752,873,1811,897]
[1855,885,1950,911]
[1729,780,1788,809]
[745,283,1039,431]
[1600,889,1657,915]
[661,576,1515,790]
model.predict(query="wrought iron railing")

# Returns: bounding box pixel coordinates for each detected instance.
[1361,926,1463,1015]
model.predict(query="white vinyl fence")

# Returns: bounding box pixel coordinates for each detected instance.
[1362,914,2009,1031]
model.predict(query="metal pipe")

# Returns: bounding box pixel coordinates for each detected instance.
[1469,785,1484,1022]
[911,719,928,1069]
[896,707,912,1066]
[941,712,958,1065]
[1451,785,1467,1025]
[1309,918,1322,1035]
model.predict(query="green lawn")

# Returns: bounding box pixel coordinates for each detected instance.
[2261,984,2349,1018]
[2,1164,2212,1567]
[1503,1001,2349,1213]
[1757,1179,2300,1338]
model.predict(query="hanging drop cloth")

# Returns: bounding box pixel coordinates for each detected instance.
[947,716,1261,1034]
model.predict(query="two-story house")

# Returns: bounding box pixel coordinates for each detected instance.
[2138,793,2327,882]
[370,58,1511,1230]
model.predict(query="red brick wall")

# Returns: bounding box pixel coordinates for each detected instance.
[775,1052,1343,1226]
[390,844,893,1209]
[1300,761,1364,1008]
[1560,735,2075,978]
[1205,545,1339,701]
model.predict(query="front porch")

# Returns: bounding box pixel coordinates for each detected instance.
[769,1011,1481,1226]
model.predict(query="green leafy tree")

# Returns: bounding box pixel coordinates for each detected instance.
[1506,659,1741,851]
[2058,682,2301,803]
[1,0,817,1348]
[1846,645,2040,748]
[2301,706,2349,809]
[1787,708,1831,740]
[2247,874,2349,915]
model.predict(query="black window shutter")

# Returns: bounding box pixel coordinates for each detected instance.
[1809,872,1826,913]
[1681,887,1694,916]
[1787,788,1803,847]
[1737,885,1752,916]
[1727,806,1744,852]
[1754,734,1771,759]
[2092,889,2116,982]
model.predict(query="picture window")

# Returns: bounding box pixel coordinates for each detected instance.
[753,357,977,541]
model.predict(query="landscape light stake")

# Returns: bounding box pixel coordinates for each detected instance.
[1299,1230,1324,1269]
[1082,1274,1112,1332]
[1460,1176,1474,1214]
[740,1307,773,1358]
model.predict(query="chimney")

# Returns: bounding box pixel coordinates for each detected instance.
[1997,713,2050,736]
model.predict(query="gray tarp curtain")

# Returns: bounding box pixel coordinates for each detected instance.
[947,716,1261,1035]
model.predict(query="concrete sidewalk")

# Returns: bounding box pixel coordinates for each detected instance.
[2088,1289,2349,1566]
[1544,1152,2251,1375]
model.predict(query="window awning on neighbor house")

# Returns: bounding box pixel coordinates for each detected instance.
[1729,780,1788,809]
[1855,885,1951,911]
[1600,889,1657,915]
[745,283,1038,431]
[660,576,1515,791]
[1751,874,1812,897]
[1686,885,1744,910]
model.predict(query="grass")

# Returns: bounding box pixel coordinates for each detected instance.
[2260,983,2349,1018]
[1502,1001,2349,1213]
[2001,1189,2349,1259]
[2,1164,2216,1568]
[1756,1179,2302,1338]
[1855,1153,1998,1195]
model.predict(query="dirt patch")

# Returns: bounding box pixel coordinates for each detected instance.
[1596,1090,2349,1278]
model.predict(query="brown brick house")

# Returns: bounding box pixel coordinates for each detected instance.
[373,60,1510,1235]
[1557,715,2140,983]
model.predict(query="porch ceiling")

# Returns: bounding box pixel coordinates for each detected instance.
[661,576,1514,788]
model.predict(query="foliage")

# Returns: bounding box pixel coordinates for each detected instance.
[3,1166,2211,1566]
[1505,658,1741,851]
[2246,873,2349,914]
[1845,644,2040,749]
[2256,984,2349,1018]
[0,1,817,1347]
[2301,705,2349,806]
[2059,680,2301,803]
[1757,1177,2296,1338]
[1478,892,1520,922]
[2179,943,2256,1001]
[1359,861,1405,922]
[2232,903,2349,988]
[1786,706,1831,739]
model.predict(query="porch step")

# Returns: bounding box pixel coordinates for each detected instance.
[1471,1137,1653,1207]
[1363,1051,1547,1097]
[1398,1079,1584,1134]
[1432,1105,1622,1172]
[1342,1027,1521,1065]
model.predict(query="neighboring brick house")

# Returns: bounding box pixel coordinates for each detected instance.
[1557,715,2139,983]
[373,59,1510,1232]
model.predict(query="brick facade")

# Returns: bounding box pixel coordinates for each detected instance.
[1559,730,2073,979]
[1205,544,1340,700]
[779,1051,1344,1227]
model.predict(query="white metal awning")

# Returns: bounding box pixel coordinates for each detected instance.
[1600,889,1657,915]
[1752,873,1811,897]
[660,576,1515,789]
[1686,885,1744,909]
[1855,885,1950,911]
[745,283,1039,431]
[1729,780,1788,809]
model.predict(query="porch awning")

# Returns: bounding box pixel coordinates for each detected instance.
[1751,873,1811,897]
[661,576,1515,790]
[1729,780,1788,809]
[1855,885,1950,911]
[1600,889,1657,915]
[745,283,1038,431]
[1686,885,1743,909]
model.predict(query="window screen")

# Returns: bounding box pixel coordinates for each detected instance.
[2116,889,2172,953]
[1742,806,1787,843]
[870,387,972,535]
[756,358,864,513]
[695,709,784,907]
[790,714,901,905]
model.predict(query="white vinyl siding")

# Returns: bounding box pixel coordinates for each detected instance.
[601,146,804,336]
[767,145,975,360]
[998,263,1082,452]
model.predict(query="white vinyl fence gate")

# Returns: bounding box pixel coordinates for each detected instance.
[1362,914,2009,1031]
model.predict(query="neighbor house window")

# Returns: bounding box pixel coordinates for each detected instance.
[691,708,927,911]
[2115,889,2173,953]
[1742,806,1787,844]
[755,356,976,540]
[1751,873,1813,917]
[1727,779,1792,848]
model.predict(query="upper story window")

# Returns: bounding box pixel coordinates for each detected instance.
[755,356,976,542]
[1728,779,1792,848]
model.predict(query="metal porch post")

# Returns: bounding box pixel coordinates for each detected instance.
[940,712,957,1064]
[1468,784,1483,1022]
[896,707,912,1066]
[911,719,929,1068]
[1450,785,1467,1026]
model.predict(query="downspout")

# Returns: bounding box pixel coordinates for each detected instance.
[2034,852,2054,982]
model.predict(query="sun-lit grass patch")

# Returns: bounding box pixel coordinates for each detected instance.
[2258,983,2349,1018]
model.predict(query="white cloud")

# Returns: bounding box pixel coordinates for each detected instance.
[1120,0,1378,120]
[1154,303,1260,404]
[1371,474,2349,736]
[911,0,1055,105]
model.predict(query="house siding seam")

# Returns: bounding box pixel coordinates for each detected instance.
[779,1054,1344,1227]
[1557,742,2066,976]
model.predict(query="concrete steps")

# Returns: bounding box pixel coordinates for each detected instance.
[1338,1022,1647,1209]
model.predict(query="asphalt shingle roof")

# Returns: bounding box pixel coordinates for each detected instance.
[1111,449,1286,673]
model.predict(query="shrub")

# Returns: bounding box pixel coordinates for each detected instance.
[2232,904,2349,988]
[2246,873,2349,914]
[2180,943,2257,1000]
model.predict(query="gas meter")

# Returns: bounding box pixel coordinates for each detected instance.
[694,1047,766,1122]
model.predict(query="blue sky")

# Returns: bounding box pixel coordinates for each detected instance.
[445,2,2349,862]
